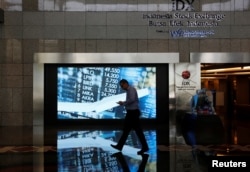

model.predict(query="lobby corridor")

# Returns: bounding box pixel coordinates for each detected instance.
[0,118,250,172]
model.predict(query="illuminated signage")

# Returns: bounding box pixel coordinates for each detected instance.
[175,63,201,110]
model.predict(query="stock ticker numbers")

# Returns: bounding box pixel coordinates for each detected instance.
[58,67,120,103]
[57,66,156,119]
[101,67,120,99]
[100,151,120,172]
[58,147,120,171]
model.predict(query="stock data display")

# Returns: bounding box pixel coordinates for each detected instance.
[57,66,156,119]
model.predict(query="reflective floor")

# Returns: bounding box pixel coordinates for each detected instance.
[0,118,250,172]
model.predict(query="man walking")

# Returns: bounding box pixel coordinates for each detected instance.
[111,79,149,155]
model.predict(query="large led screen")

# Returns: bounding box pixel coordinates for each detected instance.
[57,66,156,120]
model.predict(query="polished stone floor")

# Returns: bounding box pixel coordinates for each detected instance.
[0,117,250,172]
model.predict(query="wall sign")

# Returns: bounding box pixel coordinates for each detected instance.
[143,12,226,38]
[174,63,201,110]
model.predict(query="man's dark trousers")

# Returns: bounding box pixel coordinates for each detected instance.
[116,109,148,150]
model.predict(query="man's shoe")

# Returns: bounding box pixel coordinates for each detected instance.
[137,148,149,155]
[111,144,122,151]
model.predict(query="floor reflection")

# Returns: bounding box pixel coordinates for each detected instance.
[57,130,157,172]
[1,124,250,172]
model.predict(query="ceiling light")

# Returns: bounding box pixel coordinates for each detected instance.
[201,77,227,79]
[202,67,242,73]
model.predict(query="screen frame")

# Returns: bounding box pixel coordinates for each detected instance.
[34,53,179,128]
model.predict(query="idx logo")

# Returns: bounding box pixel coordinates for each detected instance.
[172,0,195,11]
